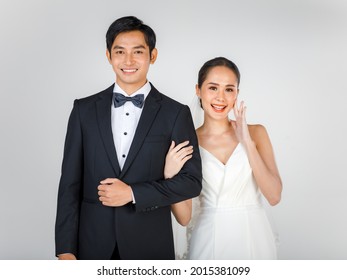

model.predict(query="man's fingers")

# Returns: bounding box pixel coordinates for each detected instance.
[99,196,108,202]
[100,178,117,185]
[98,184,112,191]
[98,185,106,191]
[98,190,107,197]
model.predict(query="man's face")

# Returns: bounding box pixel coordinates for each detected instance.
[106,30,157,94]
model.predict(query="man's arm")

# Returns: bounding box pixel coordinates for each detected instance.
[131,105,202,212]
[55,100,83,257]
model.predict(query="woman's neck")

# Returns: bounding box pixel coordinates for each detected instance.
[200,116,232,136]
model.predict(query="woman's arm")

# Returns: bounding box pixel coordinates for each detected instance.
[164,141,194,225]
[245,125,282,205]
[171,199,192,226]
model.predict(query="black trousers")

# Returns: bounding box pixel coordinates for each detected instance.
[110,243,121,260]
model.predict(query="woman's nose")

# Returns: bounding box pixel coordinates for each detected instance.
[215,90,225,101]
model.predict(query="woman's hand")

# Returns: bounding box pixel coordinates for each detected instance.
[232,100,252,145]
[164,140,193,179]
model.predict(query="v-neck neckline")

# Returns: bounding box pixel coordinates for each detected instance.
[199,143,241,167]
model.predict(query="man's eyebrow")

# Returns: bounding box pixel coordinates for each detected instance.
[112,45,146,49]
[133,45,146,49]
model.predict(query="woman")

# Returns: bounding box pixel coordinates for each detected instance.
[166,57,282,259]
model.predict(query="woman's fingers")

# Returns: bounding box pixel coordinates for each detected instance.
[172,140,190,152]
[233,99,239,117]
[168,140,175,151]
[167,140,193,162]
[181,154,193,165]
[242,105,247,119]
[176,146,193,160]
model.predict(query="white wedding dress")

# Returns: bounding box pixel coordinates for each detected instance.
[173,143,278,260]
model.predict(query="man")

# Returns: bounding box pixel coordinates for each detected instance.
[55,16,202,260]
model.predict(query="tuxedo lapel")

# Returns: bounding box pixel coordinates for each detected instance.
[120,87,162,178]
[96,85,121,176]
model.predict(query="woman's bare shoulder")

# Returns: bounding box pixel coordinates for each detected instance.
[248,124,270,144]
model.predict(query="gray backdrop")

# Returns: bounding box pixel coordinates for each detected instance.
[1,0,346,259]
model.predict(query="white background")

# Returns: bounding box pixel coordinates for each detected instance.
[0,0,346,260]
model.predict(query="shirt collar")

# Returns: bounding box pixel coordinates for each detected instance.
[113,81,151,101]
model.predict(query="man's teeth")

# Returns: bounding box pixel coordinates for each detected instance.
[123,69,137,73]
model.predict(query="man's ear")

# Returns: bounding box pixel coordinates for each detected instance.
[150,48,158,64]
[106,49,111,63]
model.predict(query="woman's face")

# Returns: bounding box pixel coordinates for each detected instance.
[196,66,239,120]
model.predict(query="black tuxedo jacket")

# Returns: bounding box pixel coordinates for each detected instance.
[55,84,202,259]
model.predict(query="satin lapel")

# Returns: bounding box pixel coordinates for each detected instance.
[96,86,121,176]
[120,88,161,178]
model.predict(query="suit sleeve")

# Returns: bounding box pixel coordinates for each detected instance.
[131,105,202,212]
[55,100,83,256]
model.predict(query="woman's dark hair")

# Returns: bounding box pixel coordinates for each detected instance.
[106,16,156,55]
[197,57,241,88]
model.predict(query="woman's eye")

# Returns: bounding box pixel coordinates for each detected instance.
[209,86,217,91]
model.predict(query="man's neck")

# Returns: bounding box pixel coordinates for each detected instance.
[116,81,148,96]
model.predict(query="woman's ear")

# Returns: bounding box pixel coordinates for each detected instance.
[195,84,201,97]
[196,84,204,109]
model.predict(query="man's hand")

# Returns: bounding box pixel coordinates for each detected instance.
[58,253,77,260]
[98,178,133,206]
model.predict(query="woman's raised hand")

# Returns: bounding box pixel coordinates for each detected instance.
[232,100,252,145]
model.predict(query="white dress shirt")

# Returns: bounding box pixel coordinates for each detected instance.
[111,81,151,170]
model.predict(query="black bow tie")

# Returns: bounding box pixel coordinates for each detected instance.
[113,92,144,108]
